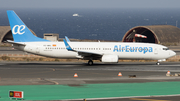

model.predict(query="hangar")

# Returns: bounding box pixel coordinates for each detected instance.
[122,25,180,45]
[0,26,36,44]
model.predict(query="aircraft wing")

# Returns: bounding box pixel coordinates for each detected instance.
[63,39,103,58]
[77,50,103,57]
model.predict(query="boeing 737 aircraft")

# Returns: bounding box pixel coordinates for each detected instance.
[6,10,176,65]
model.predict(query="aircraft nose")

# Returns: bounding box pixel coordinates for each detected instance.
[170,50,176,56]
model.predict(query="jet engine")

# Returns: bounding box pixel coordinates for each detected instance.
[101,55,118,63]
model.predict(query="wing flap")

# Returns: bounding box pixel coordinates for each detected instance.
[78,51,102,57]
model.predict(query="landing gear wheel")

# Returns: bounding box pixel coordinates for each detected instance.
[88,60,93,66]
[156,62,160,65]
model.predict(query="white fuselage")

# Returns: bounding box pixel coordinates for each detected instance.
[13,42,176,61]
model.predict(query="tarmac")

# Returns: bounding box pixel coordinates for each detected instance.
[0,62,180,100]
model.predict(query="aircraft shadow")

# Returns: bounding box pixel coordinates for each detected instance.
[6,62,156,66]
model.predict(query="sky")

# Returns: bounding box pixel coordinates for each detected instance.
[1,0,180,9]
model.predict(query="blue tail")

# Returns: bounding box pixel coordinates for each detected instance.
[63,39,73,51]
[65,36,70,42]
[7,10,50,42]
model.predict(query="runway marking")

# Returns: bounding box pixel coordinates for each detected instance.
[130,98,170,101]
[17,70,53,74]
[44,79,59,85]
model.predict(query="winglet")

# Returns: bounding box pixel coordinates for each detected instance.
[63,39,73,51]
[65,36,70,42]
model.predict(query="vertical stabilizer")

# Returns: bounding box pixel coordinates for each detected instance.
[7,10,50,42]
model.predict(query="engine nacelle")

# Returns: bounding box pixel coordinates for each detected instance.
[101,55,118,63]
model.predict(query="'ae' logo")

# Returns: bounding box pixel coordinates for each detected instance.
[66,45,70,48]
[12,25,25,35]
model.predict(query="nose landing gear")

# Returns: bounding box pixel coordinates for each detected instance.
[156,59,166,65]
[156,62,160,65]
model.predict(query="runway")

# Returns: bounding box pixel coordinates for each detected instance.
[0,62,180,101]
[0,62,180,85]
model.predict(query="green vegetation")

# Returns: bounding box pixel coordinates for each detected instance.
[1,56,10,60]
[162,42,178,46]
[55,58,59,61]
[0,43,11,47]
[39,58,44,61]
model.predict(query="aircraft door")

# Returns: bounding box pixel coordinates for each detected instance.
[154,47,158,54]
[36,47,40,53]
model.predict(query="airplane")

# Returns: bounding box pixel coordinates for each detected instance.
[6,10,176,66]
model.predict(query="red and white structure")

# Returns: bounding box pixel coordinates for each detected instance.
[135,34,147,38]
[9,91,24,99]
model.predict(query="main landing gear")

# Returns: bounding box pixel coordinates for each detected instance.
[88,60,93,66]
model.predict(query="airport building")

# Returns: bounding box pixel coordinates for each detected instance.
[44,33,59,42]
[0,25,180,45]
[122,25,180,45]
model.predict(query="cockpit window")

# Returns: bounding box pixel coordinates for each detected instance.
[163,48,169,50]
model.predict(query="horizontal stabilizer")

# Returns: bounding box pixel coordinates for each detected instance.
[7,40,26,46]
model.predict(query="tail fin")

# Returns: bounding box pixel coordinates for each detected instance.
[7,10,50,42]
[63,39,73,51]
